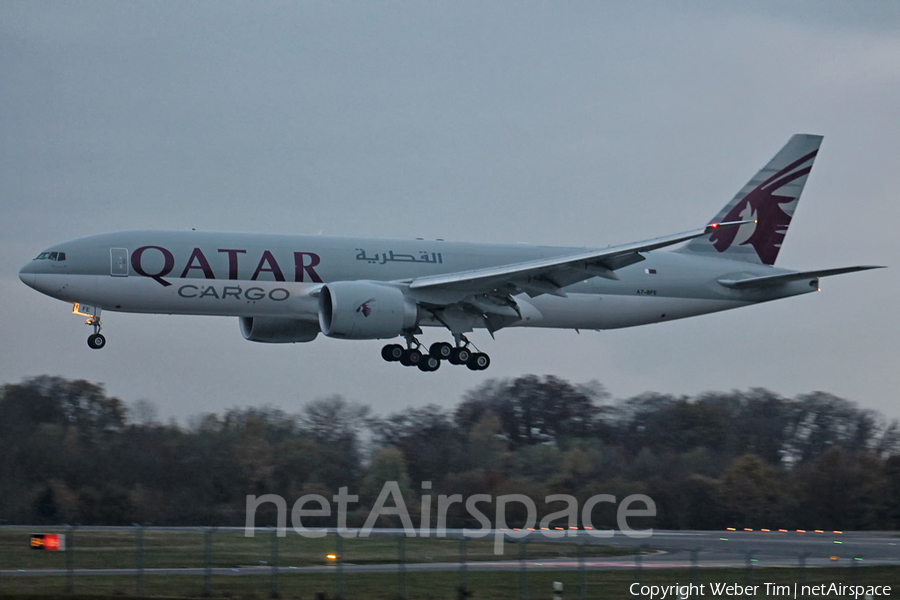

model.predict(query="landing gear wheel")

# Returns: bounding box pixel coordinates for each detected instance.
[429,342,453,360]
[87,333,106,350]
[418,356,441,372]
[449,347,471,365]
[400,348,423,367]
[467,352,490,371]
[381,344,404,362]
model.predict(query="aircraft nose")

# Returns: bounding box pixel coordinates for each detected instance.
[19,261,37,289]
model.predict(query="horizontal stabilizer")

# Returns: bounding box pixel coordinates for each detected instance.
[718,266,884,289]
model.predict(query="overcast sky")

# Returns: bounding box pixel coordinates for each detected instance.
[2,1,899,422]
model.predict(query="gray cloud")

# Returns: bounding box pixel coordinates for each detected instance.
[2,2,897,419]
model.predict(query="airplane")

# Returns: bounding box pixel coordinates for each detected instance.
[19,134,882,372]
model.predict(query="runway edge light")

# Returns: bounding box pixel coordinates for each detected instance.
[30,534,65,551]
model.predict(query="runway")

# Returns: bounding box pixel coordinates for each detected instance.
[2,529,898,578]
[581,529,900,567]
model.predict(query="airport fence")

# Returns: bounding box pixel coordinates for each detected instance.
[0,525,896,599]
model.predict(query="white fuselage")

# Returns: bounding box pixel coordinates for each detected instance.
[19,230,815,333]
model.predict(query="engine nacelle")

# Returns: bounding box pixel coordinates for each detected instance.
[318,281,418,339]
[240,317,319,343]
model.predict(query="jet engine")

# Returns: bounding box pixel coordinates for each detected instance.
[239,317,319,343]
[318,281,419,339]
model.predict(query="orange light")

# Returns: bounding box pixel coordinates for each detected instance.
[73,303,94,317]
[761,529,770,533]
[815,530,824,534]
[326,554,337,561]
[778,529,788,533]
[726,527,736,531]
[834,531,843,535]
[797,529,806,533]
[744,528,753,532]
[31,534,64,551]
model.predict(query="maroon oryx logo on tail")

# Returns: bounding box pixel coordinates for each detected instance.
[709,149,817,265]
[356,298,376,317]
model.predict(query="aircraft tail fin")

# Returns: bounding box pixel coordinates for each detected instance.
[679,134,823,265]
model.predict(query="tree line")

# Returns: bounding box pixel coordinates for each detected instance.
[1,375,898,530]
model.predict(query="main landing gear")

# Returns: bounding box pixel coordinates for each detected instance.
[381,334,490,372]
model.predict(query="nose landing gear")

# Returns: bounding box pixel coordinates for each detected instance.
[86,316,106,349]
[74,304,106,350]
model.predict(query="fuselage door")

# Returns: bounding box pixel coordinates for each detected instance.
[110,248,129,276]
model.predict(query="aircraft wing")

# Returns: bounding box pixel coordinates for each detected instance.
[408,221,750,298]
[717,265,885,289]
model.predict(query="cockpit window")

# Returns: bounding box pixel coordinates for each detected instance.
[34,252,66,261]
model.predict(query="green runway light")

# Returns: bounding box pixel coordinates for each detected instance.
[834,541,842,544]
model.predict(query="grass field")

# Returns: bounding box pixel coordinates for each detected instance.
[0,566,897,599]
